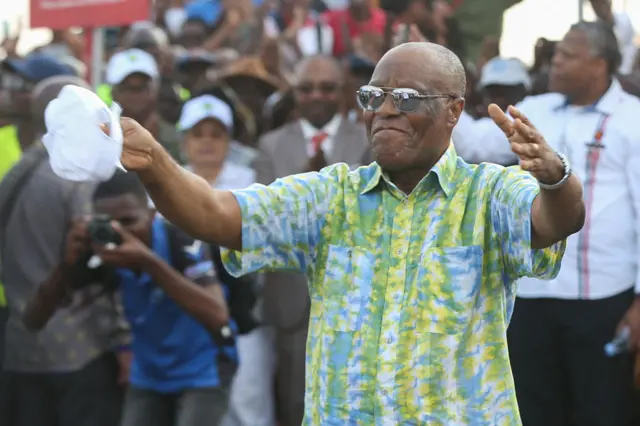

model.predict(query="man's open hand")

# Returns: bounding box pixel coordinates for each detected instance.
[488,104,564,185]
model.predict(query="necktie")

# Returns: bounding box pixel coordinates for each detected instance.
[311,131,328,155]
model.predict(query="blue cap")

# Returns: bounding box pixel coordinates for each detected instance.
[3,54,75,83]
[184,0,264,25]
[185,0,223,25]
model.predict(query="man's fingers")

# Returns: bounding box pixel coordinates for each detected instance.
[488,103,514,136]
[510,141,538,158]
[508,106,537,130]
[513,119,539,144]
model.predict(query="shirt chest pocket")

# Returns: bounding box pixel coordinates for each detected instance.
[413,245,483,335]
[320,244,375,332]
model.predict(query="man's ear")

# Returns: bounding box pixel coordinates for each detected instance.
[447,97,465,128]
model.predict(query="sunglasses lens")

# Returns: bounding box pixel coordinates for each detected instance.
[392,89,421,112]
[357,85,385,111]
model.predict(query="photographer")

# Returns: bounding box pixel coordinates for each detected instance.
[24,170,232,426]
[1,76,126,426]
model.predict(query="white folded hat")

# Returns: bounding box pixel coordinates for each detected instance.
[42,85,125,182]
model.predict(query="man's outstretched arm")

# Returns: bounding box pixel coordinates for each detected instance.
[117,118,242,250]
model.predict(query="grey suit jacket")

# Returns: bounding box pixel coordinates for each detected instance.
[253,118,372,331]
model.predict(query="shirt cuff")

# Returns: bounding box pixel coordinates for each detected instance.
[221,189,261,278]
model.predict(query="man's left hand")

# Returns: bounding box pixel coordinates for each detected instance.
[618,298,640,353]
[488,104,564,185]
[93,222,153,269]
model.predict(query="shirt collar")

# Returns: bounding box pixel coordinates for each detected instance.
[552,79,623,114]
[361,142,458,198]
[299,114,342,139]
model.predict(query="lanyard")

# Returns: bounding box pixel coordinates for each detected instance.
[558,112,610,166]
[576,113,610,298]
[587,114,610,149]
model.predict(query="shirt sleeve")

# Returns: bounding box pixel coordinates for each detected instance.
[490,166,566,282]
[221,165,342,278]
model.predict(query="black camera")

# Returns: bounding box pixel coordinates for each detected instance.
[67,215,121,292]
[87,215,122,247]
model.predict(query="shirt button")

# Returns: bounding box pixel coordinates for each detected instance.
[396,248,402,256]
[387,337,393,344]
[382,389,388,396]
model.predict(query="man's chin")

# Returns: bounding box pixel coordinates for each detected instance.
[374,154,407,171]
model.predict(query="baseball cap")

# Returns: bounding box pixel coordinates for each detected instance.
[2,54,75,83]
[178,95,233,132]
[479,58,531,90]
[105,48,159,85]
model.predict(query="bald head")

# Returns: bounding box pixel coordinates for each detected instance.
[31,75,91,132]
[375,42,466,97]
[293,55,344,86]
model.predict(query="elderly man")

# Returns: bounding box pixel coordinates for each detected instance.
[97,42,584,425]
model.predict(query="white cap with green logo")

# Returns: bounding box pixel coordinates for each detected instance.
[178,95,233,132]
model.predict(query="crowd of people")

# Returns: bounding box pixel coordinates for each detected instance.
[0,0,640,425]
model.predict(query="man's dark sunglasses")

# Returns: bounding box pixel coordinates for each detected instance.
[356,85,457,113]
[296,82,339,95]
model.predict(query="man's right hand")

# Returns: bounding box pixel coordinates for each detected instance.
[101,118,157,171]
[64,218,91,267]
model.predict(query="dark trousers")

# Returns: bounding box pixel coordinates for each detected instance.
[120,386,228,426]
[508,290,635,426]
[0,353,123,426]
[274,320,308,426]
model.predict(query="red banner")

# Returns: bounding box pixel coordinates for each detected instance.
[30,0,150,30]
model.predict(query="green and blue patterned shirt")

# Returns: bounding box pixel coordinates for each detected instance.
[222,145,566,425]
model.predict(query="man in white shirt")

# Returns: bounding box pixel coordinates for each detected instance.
[453,21,640,425]
[252,55,371,426]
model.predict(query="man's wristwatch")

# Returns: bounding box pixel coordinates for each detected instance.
[538,152,572,190]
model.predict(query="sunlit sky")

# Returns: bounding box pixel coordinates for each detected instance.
[3,0,640,65]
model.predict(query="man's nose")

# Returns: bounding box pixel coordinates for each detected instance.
[375,93,401,117]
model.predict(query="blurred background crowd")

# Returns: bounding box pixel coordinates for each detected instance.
[1,0,640,425]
